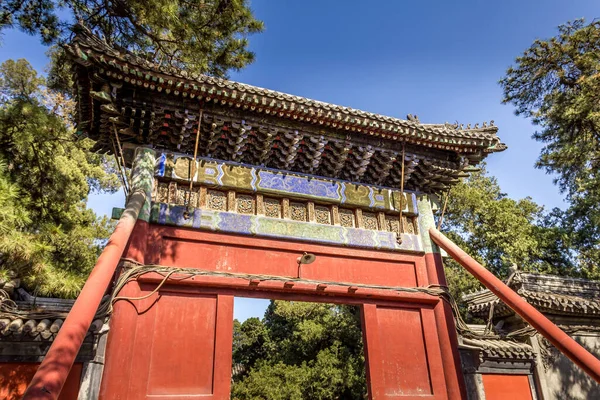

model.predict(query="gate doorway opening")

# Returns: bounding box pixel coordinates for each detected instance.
[231,298,367,399]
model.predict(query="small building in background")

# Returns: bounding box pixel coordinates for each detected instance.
[463,272,600,399]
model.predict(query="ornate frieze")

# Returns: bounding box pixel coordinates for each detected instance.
[236,194,255,215]
[176,187,198,207]
[363,212,379,230]
[315,206,332,225]
[264,198,282,218]
[207,190,227,211]
[153,180,419,237]
[157,182,169,204]
[386,215,401,235]
[152,149,419,215]
[339,209,355,228]
[150,203,423,253]
[290,202,308,222]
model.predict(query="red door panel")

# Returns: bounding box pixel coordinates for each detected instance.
[361,304,447,399]
[146,293,217,396]
[101,285,233,400]
[482,374,533,400]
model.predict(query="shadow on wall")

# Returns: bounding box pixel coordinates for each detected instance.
[552,336,600,399]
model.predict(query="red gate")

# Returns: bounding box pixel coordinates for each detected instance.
[98,223,464,399]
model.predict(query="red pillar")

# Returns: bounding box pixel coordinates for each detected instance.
[23,146,156,400]
[22,191,147,399]
[417,194,467,399]
[430,227,600,384]
[424,252,467,399]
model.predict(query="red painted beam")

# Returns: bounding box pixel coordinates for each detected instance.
[136,272,441,304]
[23,191,147,400]
[429,227,600,383]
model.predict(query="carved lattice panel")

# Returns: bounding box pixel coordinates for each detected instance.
[207,190,227,211]
[315,205,331,225]
[236,194,255,215]
[290,202,308,222]
[362,212,379,231]
[339,209,355,228]
[264,198,282,218]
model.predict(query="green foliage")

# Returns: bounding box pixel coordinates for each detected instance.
[500,19,600,274]
[1,0,264,79]
[231,301,367,400]
[0,58,118,297]
[440,166,576,312]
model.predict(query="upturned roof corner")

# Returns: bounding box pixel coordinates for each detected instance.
[464,272,600,318]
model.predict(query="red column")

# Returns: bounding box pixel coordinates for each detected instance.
[417,194,467,399]
[430,227,600,384]
[23,146,156,400]
[423,252,468,399]
[23,191,147,400]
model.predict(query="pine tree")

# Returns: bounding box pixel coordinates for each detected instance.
[1,0,264,79]
[0,58,119,298]
[440,166,576,315]
[500,19,600,275]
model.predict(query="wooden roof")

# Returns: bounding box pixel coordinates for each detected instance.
[65,26,506,193]
[463,273,600,318]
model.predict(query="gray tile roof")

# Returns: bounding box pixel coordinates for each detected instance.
[64,25,506,155]
[463,273,600,318]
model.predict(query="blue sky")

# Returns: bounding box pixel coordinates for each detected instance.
[1,0,598,320]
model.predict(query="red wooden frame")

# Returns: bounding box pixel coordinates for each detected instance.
[99,223,465,400]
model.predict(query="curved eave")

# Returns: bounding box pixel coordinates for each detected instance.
[63,31,506,156]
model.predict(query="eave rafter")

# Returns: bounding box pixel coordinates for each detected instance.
[65,29,506,155]
[65,28,505,194]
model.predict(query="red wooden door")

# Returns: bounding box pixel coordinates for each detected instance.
[361,304,447,399]
[100,286,233,400]
[481,374,533,400]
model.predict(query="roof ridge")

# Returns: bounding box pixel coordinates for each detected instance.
[66,27,505,150]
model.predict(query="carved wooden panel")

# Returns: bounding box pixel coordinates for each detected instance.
[264,198,282,218]
[236,194,255,215]
[362,212,379,230]
[315,205,331,225]
[339,208,355,228]
[207,190,227,211]
[153,182,419,235]
[290,202,307,222]
[156,182,169,203]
